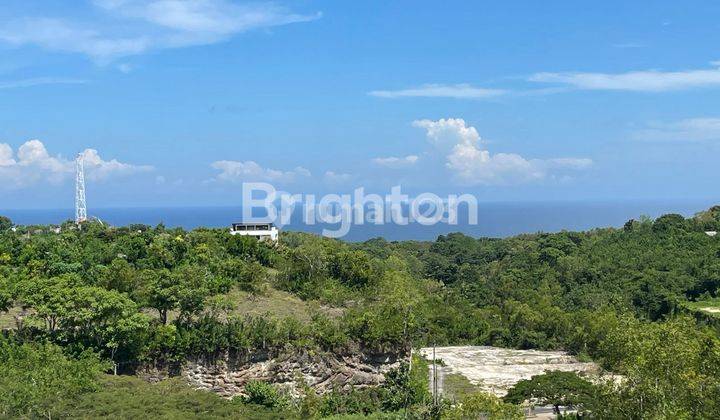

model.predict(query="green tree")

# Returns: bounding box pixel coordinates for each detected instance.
[100,258,139,295]
[0,216,12,232]
[330,250,375,288]
[139,269,178,325]
[593,316,720,418]
[15,275,79,332]
[0,275,11,313]
[504,371,596,414]
[173,265,212,321]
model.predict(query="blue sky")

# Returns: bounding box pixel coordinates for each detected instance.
[1,0,720,209]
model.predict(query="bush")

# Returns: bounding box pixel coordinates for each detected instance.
[55,375,292,419]
[0,338,107,418]
[445,392,523,420]
[242,380,289,409]
[319,388,383,417]
[380,359,430,411]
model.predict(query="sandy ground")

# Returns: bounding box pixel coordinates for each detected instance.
[700,307,720,313]
[419,346,597,398]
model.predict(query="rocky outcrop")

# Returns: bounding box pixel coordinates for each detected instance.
[419,346,598,397]
[140,350,405,398]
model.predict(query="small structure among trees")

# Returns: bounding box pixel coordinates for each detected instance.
[230,222,279,242]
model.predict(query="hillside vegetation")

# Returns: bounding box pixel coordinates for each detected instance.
[0,207,719,418]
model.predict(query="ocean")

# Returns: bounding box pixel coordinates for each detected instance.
[1,199,717,242]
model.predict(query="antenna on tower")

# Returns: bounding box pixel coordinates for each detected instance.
[75,153,88,225]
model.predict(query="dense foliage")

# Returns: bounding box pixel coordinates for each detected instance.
[0,206,719,417]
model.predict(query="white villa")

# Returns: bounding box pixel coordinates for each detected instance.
[230,222,279,242]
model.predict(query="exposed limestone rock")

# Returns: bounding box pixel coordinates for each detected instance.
[419,346,598,397]
[140,349,405,399]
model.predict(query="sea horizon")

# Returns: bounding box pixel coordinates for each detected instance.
[2,198,717,242]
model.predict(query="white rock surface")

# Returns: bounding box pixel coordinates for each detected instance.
[419,346,597,397]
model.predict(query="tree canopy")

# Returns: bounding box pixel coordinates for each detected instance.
[0,207,719,417]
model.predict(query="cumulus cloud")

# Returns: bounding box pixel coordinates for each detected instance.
[17,140,70,177]
[372,155,419,168]
[81,148,153,180]
[0,1,320,62]
[530,62,720,92]
[413,118,592,185]
[369,84,505,99]
[0,139,153,188]
[633,117,720,142]
[0,144,16,166]
[211,160,311,183]
[412,118,481,152]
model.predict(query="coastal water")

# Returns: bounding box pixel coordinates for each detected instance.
[2,199,717,242]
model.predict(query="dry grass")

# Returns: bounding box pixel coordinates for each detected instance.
[142,285,344,325]
[0,305,28,330]
[224,287,322,322]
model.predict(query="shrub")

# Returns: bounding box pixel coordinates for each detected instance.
[0,338,107,418]
[242,380,288,409]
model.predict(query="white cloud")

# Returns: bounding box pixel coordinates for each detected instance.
[0,144,15,166]
[81,148,153,180]
[0,18,151,62]
[372,155,419,168]
[211,160,311,183]
[412,118,481,152]
[633,117,720,142]
[369,84,505,99]
[546,157,594,169]
[324,170,352,182]
[413,118,592,185]
[0,140,152,188]
[94,0,319,34]
[0,77,87,90]
[0,1,320,62]
[17,139,70,176]
[530,62,720,92]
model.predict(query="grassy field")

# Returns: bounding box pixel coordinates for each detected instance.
[223,287,342,322]
[442,373,481,402]
[54,375,290,419]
